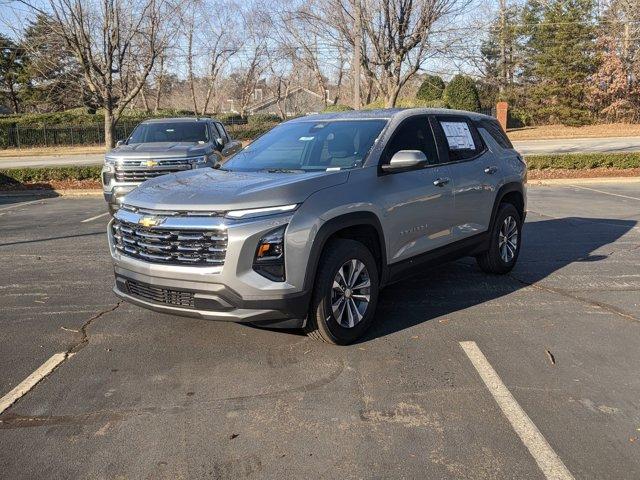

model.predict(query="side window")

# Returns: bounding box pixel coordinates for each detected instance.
[215,122,230,142]
[382,116,438,166]
[477,119,513,149]
[436,116,485,162]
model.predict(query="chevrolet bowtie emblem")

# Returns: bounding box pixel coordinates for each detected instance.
[138,216,165,228]
[145,160,158,167]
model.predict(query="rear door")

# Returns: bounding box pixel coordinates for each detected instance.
[431,115,498,239]
[377,115,455,264]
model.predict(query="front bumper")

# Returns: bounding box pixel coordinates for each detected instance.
[108,208,312,327]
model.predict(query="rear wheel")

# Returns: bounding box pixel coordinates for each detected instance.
[305,239,379,345]
[476,203,522,274]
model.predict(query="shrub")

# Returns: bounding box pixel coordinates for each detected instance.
[227,122,278,141]
[217,113,246,125]
[0,166,102,185]
[443,75,481,112]
[416,75,446,102]
[247,113,281,124]
[525,152,640,170]
[322,104,354,112]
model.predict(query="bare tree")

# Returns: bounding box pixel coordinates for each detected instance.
[19,0,174,147]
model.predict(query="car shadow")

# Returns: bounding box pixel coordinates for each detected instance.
[361,216,637,343]
[0,173,60,207]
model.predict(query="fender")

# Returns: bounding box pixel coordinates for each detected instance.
[488,182,525,233]
[302,211,389,293]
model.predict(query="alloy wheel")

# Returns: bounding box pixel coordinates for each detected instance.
[330,259,371,328]
[498,215,519,263]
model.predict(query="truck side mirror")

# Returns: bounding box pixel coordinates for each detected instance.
[116,140,125,147]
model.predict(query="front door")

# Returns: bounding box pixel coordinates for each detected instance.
[377,115,455,264]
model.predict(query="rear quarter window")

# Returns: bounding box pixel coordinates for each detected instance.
[477,119,513,149]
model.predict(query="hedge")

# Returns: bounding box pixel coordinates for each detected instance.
[0,166,102,185]
[363,98,447,109]
[525,152,640,170]
[416,75,446,102]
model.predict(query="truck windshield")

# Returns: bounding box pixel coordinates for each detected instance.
[128,122,209,144]
[222,120,387,172]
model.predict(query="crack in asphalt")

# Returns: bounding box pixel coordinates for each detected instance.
[0,301,121,419]
[66,301,122,355]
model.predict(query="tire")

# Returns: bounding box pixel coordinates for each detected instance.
[476,203,522,274]
[305,239,379,345]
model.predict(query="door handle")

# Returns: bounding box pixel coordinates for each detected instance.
[484,166,498,174]
[433,177,450,187]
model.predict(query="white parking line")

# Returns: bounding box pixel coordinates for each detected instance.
[460,341,574,480]
[568,184,640,201]
[0,199,44,212]
[0,352,68,414]
[81,212,109,223]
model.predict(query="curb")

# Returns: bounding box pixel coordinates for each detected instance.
[527,176,640,185]
[0,189,103,198]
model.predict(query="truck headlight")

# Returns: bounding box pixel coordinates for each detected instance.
[253,225,286,281]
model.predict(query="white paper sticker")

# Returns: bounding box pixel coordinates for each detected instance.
[441,121,475,150]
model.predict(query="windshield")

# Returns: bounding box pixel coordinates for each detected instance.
[128,122,209,144]
[222,120,387,172]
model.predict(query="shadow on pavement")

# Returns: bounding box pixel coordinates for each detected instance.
[362,216,637,343]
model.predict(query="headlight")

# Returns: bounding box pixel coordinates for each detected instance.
[253,225,286,281]
[226,204,298,220]
[105,156,117,166]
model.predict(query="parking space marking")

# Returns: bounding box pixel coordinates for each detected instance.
[0,199,44,212]
[460,341,574,480]
[0,353,67,415]
[568,184,640,201]
[81,212,109,223]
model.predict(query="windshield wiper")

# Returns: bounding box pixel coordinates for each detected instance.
[262,168,306,174]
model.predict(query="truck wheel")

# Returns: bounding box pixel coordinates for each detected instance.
[305,239,379,345]
[476,203,522,274]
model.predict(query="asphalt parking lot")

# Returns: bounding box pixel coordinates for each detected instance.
[1,181,639,479]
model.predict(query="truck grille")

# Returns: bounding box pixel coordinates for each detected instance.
[114,158,192,182]
[126,279,195,308]
[111,219,227,266]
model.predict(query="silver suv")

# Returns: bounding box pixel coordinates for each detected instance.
[108,109,526,344]
[102,117,241,214]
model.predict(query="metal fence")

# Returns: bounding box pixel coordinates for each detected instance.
[0,123,140,149]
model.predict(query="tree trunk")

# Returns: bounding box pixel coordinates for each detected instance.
[154,56,165,113]
[104,109,116,149]
[140,84,151,113]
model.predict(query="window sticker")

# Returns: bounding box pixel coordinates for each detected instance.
[441,121,475,150]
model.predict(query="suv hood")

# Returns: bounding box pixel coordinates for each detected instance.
[107,142,209,159]
[122,168,349,212]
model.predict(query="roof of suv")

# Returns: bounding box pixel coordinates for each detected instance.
[287,108,493,123]
[141,117,216,124]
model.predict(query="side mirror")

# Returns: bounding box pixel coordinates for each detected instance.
[215,137,225,150]
[115,140,125,147]
[382,150,428,172]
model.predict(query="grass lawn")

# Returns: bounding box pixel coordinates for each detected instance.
[0,145,106,157]
[508,123,640,141]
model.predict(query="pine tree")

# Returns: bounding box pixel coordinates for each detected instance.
[522,0,598,126]
[416,75,445,101]
[443,75,481,112]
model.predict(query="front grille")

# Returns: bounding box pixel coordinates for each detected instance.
[114,158,192,182]
[126,279,195,308]
[114,169,185,182]
[112,219,227,266]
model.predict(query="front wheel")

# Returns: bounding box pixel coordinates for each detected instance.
[476,203,522,274]
[305,239,379,345]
